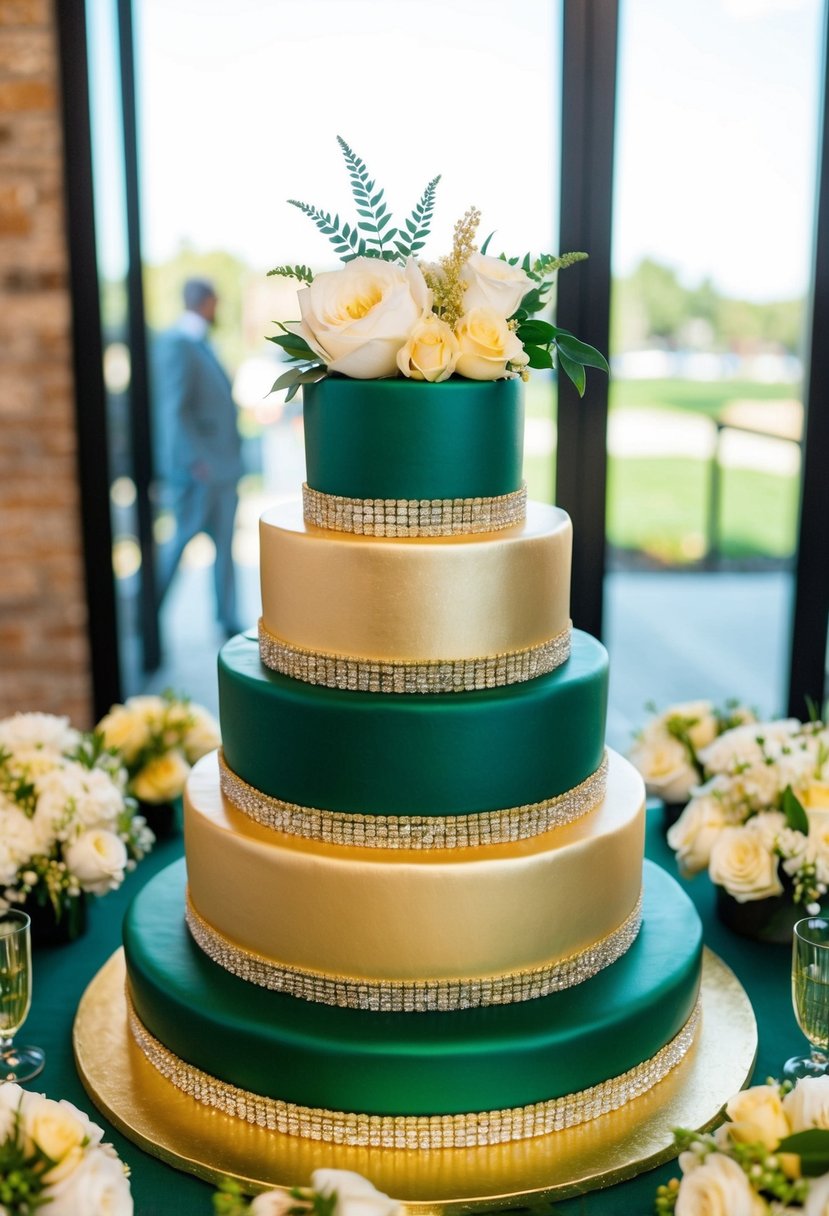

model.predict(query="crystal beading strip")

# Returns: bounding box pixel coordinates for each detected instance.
[258,620,572,695]
[185,890,642,1011]
[302,482,527,537]
[127,993,701,1147]
[218,750,608,849]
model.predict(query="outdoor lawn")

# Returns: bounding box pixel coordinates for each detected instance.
[523,377,802,565]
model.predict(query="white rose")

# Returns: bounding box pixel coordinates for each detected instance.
[675,1152,768,1216]
[397,314,460,383]
[805,1173,829,1216]
[290,258,430,380]
[25,1096,90,1175]
[454,308,528,381]
[63,829,128,895]
[700,720,800,776]
[96,706,151,765]
[45,1145,132,1216]
[460,252,534,319]
[183,707,221,763]
[630,732,698,804]
[0,1082,23,1143]
[784,1076,829,1133]
[667,796,730,875]
[725,1084,791,1149]
[663,701,719,751]
[311,1170,400,1216]
[0,712,79,757]
[250,1191,301,1216]
[709,826,784,902]
[130,751,190,803]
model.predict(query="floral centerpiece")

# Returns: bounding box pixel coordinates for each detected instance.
[655,1076,829,1215]
[214,1169,399,1216]
[630,699,757,809]
[0,713,153,942]
[267,136,608,395]
[95,692,220,837]
[0,1082,132,1214]
[632,705,829,939]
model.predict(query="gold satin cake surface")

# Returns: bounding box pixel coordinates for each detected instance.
[184,750,645,985]
[258,500,572,662]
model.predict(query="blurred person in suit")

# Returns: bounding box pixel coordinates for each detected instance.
[153,278,243,638]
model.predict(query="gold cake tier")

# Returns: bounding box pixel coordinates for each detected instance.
[258,500,572,664]
[184,750,645,994]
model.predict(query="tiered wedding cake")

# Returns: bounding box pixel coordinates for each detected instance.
[122,375,703,1150]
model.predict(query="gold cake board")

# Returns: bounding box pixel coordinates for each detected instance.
[73,948,756,1213]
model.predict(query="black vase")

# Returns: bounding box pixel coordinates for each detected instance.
[137,796,182,840]
[715,883,804,944]
[24,891,87,947]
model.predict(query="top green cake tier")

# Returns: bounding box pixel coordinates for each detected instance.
[302,377,524,501]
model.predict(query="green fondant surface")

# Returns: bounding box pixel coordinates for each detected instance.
[124,859,702,1116]
[302,378,524,500]
[218,630,608,815]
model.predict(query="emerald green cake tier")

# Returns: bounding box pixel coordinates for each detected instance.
[124,859,702,1117]
[302,378,524,501]
[218,630,608,816]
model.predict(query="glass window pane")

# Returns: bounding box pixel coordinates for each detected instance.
[606,0,823,749]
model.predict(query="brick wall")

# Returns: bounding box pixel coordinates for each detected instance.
[0,0,93,725]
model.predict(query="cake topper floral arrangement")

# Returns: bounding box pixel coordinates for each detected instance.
[268,137,608,400]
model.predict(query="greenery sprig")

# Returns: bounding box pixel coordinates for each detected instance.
[265,324,326,403]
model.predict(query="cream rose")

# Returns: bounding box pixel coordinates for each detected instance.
[460,252,534,319]
[45,1146,133,1216]
[397,314,460,382]
[63,829,128,895]
[96,706,151,765]
[311,1169,400,1216]
[630,732,699,805]
[183,707,221,763]
[26,1097,89,1168]
[708,827,784,902]
[675,1152,768,1216]
[784,1076,829,1132]
[250,1191,304,1216]
[805,1172,829,1216]
[725,1084,791,1149]
[454,308,528,381]
[667,796,730,876]
[130,750,190,803]
[290,258,430,380]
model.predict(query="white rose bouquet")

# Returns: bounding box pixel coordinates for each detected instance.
[267,136,608,397]
[0,713,153,927]
[630,699,757,806]
[655,1076,829,1215]
[96,691,220,806]
[664,717,829,911]
[0,1082,132,1214]
[213,1168,399,1216]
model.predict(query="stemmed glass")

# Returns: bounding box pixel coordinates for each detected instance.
[784,916,829,1080]
[0,910,44,1082]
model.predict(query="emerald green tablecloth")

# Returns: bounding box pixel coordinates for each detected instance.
[22,809,793,1215]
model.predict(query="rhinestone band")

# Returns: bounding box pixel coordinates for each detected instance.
[127,992,701,1148]
[302,482,527,537]
[218,750,608,848]
[258,620,572,695]
[185,890,642,1012]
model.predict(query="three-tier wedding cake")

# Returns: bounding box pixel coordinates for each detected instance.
[122,375,703,1150]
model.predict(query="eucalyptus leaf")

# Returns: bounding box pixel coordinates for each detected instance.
[783,785,810,835]
[555,331,610,372]
[558,349,587,397]
[778,1129,829,1175]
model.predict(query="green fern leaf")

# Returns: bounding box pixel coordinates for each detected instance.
[395,175,441,259]
[266,264,314,284]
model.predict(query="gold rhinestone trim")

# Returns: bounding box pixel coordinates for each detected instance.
[218,749,608,848]
[258,619,572,695]
[184,890,642,1011]
[126,992,701,1147]
[302,482,527,537]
